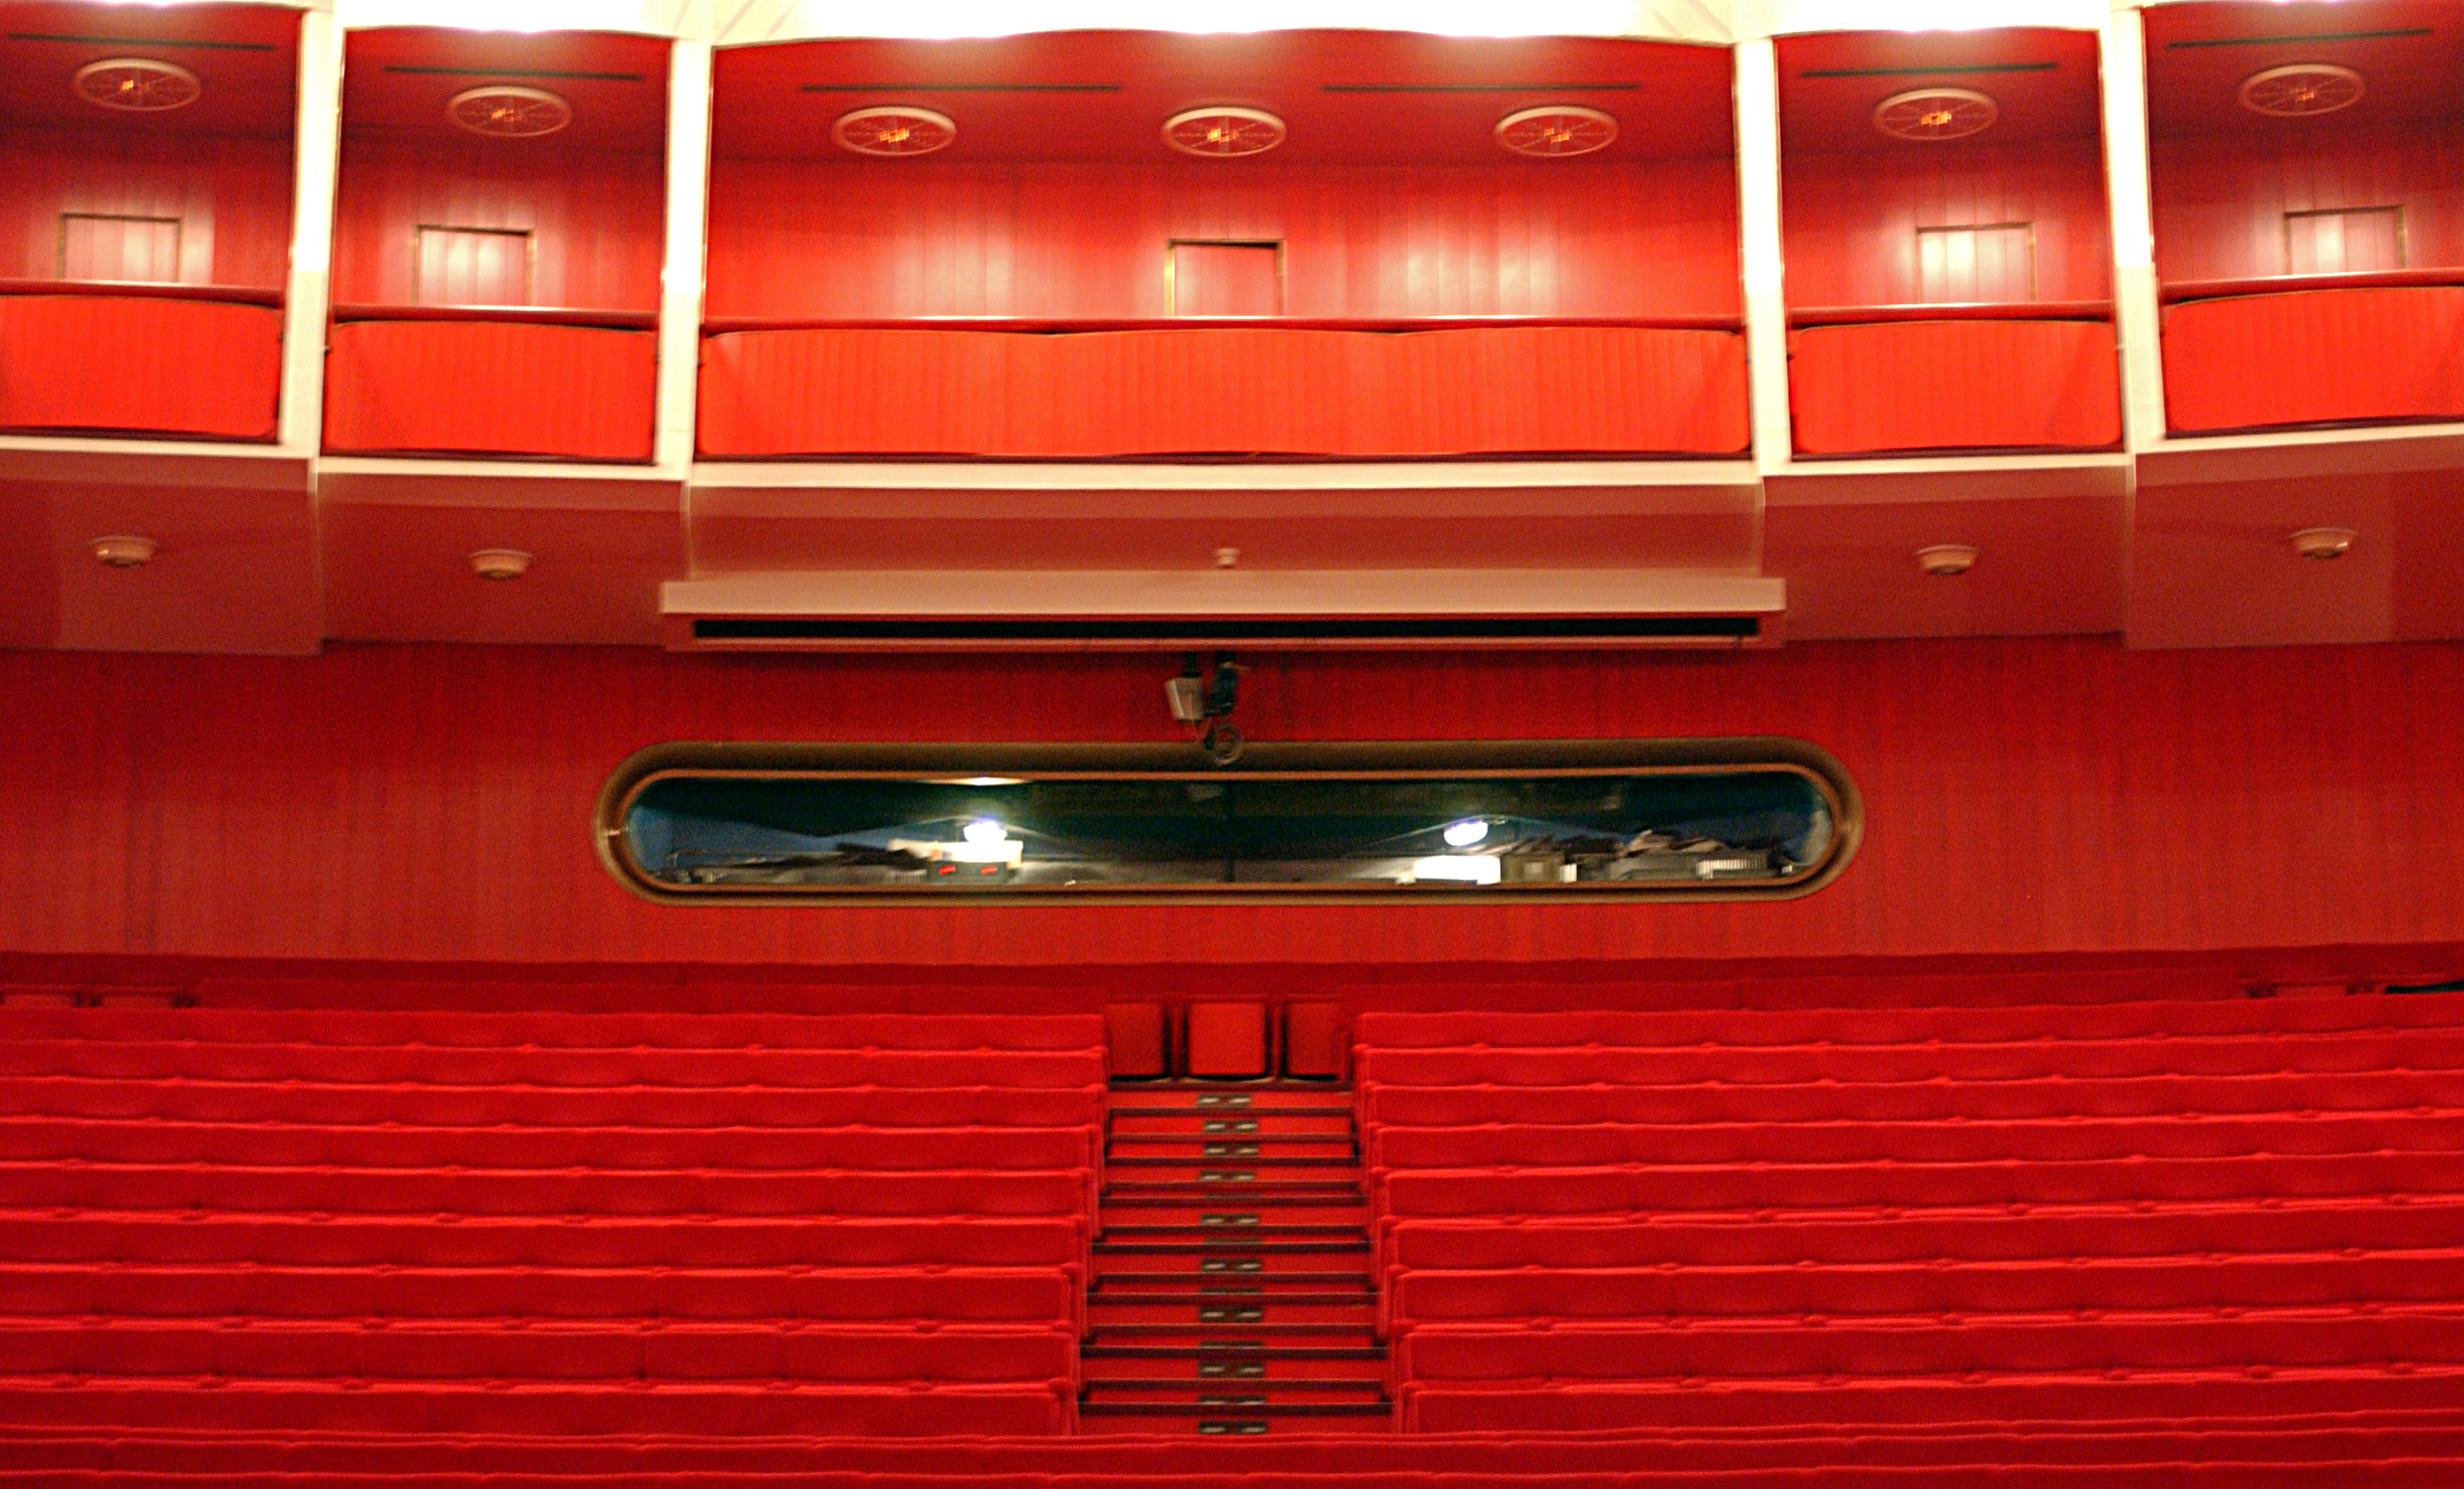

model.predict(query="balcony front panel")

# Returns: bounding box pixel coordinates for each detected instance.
[1788,314,2120,457]
[697,322,1748,460]
[323,315,658,461]
[0,288,283,440]
[2162,281,2464,436]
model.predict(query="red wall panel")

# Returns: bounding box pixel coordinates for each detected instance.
[3,637,2462,969]
[703,158,1740,321]
[2162,286,2464,433]
[1789,319,2121,454]
[2151,127,2464,285]
[0,127,292,289]
[0,295,282,438]
[330,138,663,311]
[323,320,657,459]
[696,325,1750,458]
[1782,142,2111,308]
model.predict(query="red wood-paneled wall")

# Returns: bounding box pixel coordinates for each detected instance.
[330,138,664,310]
[2150,126,2464,283]
[3,637,2461,967]
[703,158,1741,321]
[1782,141,2112,307]
[0,127,291,288]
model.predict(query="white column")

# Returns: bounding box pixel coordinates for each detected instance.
[1733,37,1793,478]
[654,35,713,476]
[2102,4,2167,452]
[277,5,344,455]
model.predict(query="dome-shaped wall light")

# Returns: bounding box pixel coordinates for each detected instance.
[1873,88,1998,142]
[1495,105,1618,158]
[447,85,572,137]
[1916,543,1979,577]
[1163,106,1286,159]
[74,58,199,112]
[89,535,158,569]
[2240,64,2363,118]
[468,548,532,580]
[834,105,957,156]
[2289,526,2356,560]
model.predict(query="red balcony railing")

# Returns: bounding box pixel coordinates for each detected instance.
[0,282,284,441]
[323,306,659,461]
[2161,271,2464,435]
[696,319,1750,461]
[1787,303,2121,457]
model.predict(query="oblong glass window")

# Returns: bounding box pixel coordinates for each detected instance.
[597,740,1859,903]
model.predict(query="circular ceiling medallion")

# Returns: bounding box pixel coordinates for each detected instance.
[1495,105,1619,159]
[73,58,200,112]
[1872,87,1998,142]
[447,85,572,137]
[1163,106,1286,159]
[834,105,957,157]
[2240,63,2364,118]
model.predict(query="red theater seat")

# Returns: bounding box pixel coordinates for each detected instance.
[1106,1003,1169,1079]
[1285,1001,1347,1079]
[1185,1002,1271,1080]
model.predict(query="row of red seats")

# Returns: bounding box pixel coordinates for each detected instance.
[0,1004,1105,1439]
[1357,992,2464,1440]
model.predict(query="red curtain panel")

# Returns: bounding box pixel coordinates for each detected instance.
[0,295,282,440]
[2162,287,2464,434]
[323,320,657,460]
[1788,319,2121,455]
[696,325,1749,460]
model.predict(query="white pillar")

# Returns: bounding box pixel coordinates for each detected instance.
[654,35,713,476]
[277,6,344,456]
[1733,37,1794,478]
[2102,4,2167,452]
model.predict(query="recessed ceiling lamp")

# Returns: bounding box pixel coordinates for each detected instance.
[73,58,199,112]
[2240,63,2363,118]
[89,535,158,569]
[468,547,532,580]
[1164,106,1286,159]
[447,85,572,137]
[1495,105,1618,159]
[2288,526,2356,560]
[835,105,957,157]
[1872,88,1998,143]
[1916,543,1978,577]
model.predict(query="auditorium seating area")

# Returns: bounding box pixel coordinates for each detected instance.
[0,998,1104,1439]
[1356,992,2464,1437]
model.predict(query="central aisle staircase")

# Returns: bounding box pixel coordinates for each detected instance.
[1081,1082,1391,1433]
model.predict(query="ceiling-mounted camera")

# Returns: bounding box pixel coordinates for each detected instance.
[1167,653,1247,765]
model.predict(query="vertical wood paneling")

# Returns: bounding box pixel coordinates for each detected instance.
[2151,127,2464,283]
[1782,141,2111,307]
[703,158,1741,321]
[2,639,2464,969]
[330,138,665,310]
[0,128,292,289]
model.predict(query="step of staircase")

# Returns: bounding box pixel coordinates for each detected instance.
[1082,1077,1389,1435]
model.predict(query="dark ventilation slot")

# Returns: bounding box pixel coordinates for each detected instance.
[1323,81,1640,92]
[384,65,645,81]
[2165,28,2430,48]
[691,615,1763,643]
[800,81,1120,92]
[1800,63,2060,78]
[2385,978,2464,996]
[8,32,276,49]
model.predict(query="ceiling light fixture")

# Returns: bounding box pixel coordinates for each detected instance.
[89,535,158,569]
[2240,63,2363,118]
[2289,526,2356,560]
[1872,87,1998,142]
[1442,818,1490,848]
[834,105,957,156]
[468,548,532,580]
[1163,106,1286,159]
[962,818,1008,845]
[447,84,572,137]
[1916,543,1979,577]
[73,58,199,112]
[1494,105,1618,158]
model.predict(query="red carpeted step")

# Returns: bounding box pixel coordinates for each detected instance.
[1089,1296,1378,1327]
[1100,1204,1369,1229]
[1080,1351,1387,1382]
[1113,1088,1357,1115]
[1111,1113,1354,1137]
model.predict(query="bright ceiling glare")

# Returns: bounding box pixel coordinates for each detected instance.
[1872,87,1998,142]
[1442,818,1490,848]
[961,818,1008,845]
[1163,106,1286,159]
[73,58,200,112]
[447,85,572,137]
[835,105,957,156]
[2240,63,2364,118]
[1495,105,1618,158]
